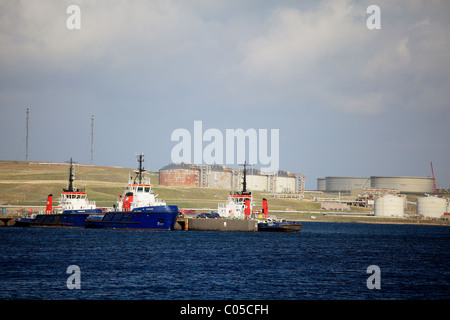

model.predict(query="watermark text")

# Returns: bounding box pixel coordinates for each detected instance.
[171,121,279,171]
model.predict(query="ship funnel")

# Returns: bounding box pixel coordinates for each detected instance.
[262,198,269,218]
[46,194,53,214]
[123,193,133,212]
[244,199,251,219]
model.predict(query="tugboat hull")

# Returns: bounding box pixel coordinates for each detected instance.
[258,221,303,233]
[15,209,103,228]
[85,205,179,230]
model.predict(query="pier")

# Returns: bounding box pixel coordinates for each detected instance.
[0,216,17,226]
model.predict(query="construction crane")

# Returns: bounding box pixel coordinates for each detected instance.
[430,162,438,196]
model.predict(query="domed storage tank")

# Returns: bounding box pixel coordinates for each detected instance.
[417,196,447,218]
[159,163,200,187]
[370,176,434,193]
[317,178,326,191]
[325,177,369,192]
[209,165,232,189]
[374,195,405,217]
[276,170,296,193]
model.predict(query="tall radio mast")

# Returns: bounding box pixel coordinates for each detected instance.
[25,107,29,161]
[90,115,94,165]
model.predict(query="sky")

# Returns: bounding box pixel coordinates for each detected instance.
[0,0,449,190]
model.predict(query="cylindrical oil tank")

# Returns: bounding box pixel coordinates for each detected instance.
[370,176,434,193]
[417,196,447,218]
[159,163,200,187]
[276,170,296,193]
[209,165,232,189]
[317,178,326,191]
[325,177,370,192]
[374,195,405,217]
[247,168,268,192]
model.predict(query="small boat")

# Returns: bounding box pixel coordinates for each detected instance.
[257,218,303,233]
[15,158,103,228]
[85,154,179,230]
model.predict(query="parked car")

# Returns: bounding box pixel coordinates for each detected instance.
[196,212,220,219]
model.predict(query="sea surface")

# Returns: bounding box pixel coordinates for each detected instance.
[1,222,449,300]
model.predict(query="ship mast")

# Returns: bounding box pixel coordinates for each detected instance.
[242,161,247,193]
[238,161,251,196]
[136,153,145,184]
[65,158,75,192]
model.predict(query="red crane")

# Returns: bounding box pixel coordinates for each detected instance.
[431,162,438,196]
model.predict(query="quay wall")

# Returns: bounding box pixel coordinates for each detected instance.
[175,218,258,232]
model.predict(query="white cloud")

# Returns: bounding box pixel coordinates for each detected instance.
[0,0,213,72]
[238,2,366,81]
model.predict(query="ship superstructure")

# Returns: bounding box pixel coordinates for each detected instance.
[217,162,258,219]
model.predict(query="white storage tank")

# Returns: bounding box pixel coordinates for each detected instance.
[370,176,434,193]
[209,165,232,189]
[374,195,405,217]
[317,178,326,191]
[276,170,296,193]
[247,168,268,192]
[325,177,370,192]
[417,196,447,218]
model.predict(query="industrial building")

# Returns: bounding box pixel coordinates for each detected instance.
[317,176,435,194]
[159,163,305,194]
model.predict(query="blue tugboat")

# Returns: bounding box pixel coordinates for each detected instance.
[15,159,103,228]
[85,154,179,230]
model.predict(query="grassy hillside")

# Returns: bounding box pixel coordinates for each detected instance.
[0,161,132,206]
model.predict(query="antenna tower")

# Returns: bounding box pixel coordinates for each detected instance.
[25,108,29,161]
[90,115,94,165]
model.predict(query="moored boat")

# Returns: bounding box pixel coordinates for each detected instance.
[85,154,179,230]
[15,158,103,228]
[257,218,303,233]
[216,162,302,232]
[217,161,255,219]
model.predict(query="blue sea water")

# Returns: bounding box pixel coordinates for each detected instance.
[1,222,449,300]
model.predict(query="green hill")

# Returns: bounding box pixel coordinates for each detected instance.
[0,161,131,206]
